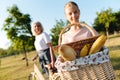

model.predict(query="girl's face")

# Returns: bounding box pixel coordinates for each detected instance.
[65,4,80,24]
[33,24,42,35]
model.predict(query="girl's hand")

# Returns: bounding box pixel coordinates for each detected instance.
[44,64,51,69]
[51,61,55,68]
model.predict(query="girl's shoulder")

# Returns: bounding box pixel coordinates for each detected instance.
[41,32,50,38]
[40,32,46,35]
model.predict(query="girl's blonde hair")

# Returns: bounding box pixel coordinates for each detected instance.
[31,21,44,36]
[64,1,80,12]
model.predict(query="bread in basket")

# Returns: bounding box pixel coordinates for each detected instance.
[52,22,116,80]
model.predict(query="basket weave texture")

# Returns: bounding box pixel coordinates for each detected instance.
[53,36,99,54]
[59,61,115,80]
[53,23,116,80]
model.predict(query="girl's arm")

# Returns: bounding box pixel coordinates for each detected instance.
[47,43,56,68]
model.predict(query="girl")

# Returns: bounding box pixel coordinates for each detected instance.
[31,21,56,74]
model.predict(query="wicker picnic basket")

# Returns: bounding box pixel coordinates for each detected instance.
[53,22,116,80]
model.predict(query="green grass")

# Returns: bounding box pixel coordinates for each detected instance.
[0,35,120,80]
[0,52,35,80]
[108,33,120,39]
[105,34,120,80]
[109,49,120,80]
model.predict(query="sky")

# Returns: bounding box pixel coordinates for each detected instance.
[0,0,120,49]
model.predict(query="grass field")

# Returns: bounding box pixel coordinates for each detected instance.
[0,51,36,80]
[0,35,120,80]
[105,35,120,80]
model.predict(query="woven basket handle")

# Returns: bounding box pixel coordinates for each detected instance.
[58,22,97,45]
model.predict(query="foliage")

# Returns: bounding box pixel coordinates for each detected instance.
[50,19,69,46]
[114,10,120,33]
[2,4,35,55]
[93,8,120,35]
[93,17,106,34]
[0,48,7,57]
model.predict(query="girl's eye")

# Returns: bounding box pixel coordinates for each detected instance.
[69,11,78,16]
[69,13,72,16]
[74,11,77,14]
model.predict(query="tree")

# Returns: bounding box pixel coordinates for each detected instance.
[2,4,34,66]
[50,19,69,46]
[93,17,106,34]
[0,48,7,57]
[114,10,120,33]
[96,8,116,37]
